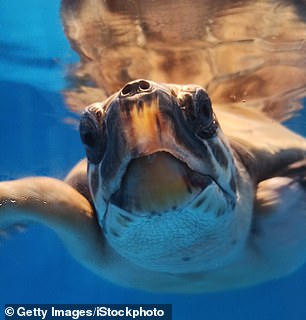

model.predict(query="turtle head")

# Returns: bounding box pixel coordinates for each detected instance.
[79,80,251,273]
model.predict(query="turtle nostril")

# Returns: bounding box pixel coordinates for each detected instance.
[121,80,151,96]
[121,83,134,96]
[138,80,151,91]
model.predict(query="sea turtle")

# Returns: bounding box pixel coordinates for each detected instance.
[1,0,306,293]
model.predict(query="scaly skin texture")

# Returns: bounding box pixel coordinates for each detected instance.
[0,158,306,293]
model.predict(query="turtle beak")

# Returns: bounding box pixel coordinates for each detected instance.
[110,151,213,213]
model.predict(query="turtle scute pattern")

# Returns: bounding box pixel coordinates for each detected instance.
[61,0,306,122]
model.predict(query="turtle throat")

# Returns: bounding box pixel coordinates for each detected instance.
[110,151,212,213]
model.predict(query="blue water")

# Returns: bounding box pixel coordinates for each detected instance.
[1,1,306,319]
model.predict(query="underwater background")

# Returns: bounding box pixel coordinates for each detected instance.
[1,1,306,319]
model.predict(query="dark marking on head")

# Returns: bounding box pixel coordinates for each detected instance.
[120,99,133,117]
[96,110,103,122]
[137,99,144,111]
[119,213,133,222]
[193,197,205,209]
[116,216,130,227]
[110,228,120,237]
[229,176,237,194]
[230,197,236,210]
[216,207,225,217]
[90,166,100,196]
[210,142,228,169]
[142,93,154,106]
[155,115,163,141]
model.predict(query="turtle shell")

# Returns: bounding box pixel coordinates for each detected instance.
[61,0,306,122]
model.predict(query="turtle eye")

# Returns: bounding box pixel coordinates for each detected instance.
[80,118,98,147]
[179,88,218,139]
[194,89,218,139]
[194,89,213,126]
[79,109,106,164]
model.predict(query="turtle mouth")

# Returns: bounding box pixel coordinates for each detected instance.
[110,151,214,213]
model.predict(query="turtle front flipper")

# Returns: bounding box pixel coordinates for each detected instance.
[251,159,306,280]
[0,177,106,272]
